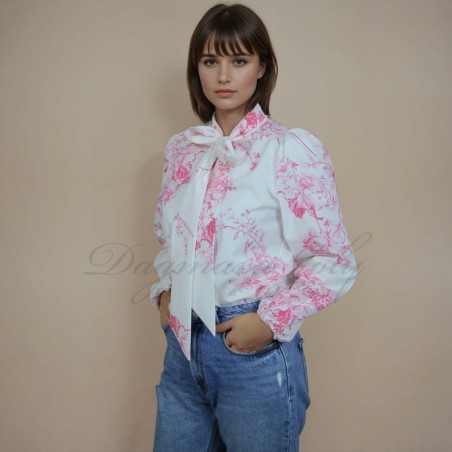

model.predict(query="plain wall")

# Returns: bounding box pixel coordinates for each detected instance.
[1,0,451,451]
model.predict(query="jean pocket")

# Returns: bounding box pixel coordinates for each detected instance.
[222,331,279,356]
[298,337,309,394]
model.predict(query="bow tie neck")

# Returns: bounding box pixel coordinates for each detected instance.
[184,126,246,165]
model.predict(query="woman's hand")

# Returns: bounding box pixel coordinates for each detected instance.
[216,313,274,353]
[159,291,171,329]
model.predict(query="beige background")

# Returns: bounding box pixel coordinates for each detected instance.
[1,0,451,451]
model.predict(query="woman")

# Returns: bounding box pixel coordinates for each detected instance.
[150,3,357,451]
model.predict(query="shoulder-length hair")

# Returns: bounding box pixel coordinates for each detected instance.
[187,3,278,123]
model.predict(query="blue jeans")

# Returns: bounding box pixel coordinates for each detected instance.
[153,300,311,452]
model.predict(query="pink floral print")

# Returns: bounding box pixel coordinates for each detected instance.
[257,266,336,340]
[275,131,353,265]
[195,162,236,267]
[151,104,357,358]
[237,109,266,136]
[168,314,190,353]
[218,208,288,299]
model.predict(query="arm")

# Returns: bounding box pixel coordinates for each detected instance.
[256,128,358,341]
[158,290,171,328]
[149,139,175,310]
[149,228,172,310]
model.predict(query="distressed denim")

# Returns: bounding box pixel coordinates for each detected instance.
[153,300,310,452]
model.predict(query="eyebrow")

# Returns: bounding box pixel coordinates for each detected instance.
[200,52,253,58]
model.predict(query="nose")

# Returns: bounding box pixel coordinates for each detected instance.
[218,62,231,84]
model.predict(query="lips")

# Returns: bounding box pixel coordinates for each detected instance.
[215,89,235,98]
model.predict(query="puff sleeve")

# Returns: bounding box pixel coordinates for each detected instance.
[149,138,175,309]
[257,128,357,341]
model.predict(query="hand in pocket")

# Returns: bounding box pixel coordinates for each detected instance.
[216,312,274,352]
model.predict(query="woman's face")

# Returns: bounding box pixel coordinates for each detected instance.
[197,39,265,119]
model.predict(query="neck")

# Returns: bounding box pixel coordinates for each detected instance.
[214,108,246,136]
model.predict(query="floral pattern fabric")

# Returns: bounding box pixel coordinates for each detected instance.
[151,103,357,359]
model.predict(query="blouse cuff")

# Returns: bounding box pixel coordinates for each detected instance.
[150,280,171,309]
[257,298,304,343]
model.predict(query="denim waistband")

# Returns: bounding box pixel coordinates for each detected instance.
[192,300,261,325]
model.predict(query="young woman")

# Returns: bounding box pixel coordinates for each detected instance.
[150,3,357,451]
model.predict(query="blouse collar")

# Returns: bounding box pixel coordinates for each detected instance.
[207,103,268,139]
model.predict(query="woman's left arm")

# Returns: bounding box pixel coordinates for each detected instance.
[256,128,358,342]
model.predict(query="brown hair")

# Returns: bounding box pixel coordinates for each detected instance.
[187,3,278,123]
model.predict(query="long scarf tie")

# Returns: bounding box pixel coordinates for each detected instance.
[169,126,245,360]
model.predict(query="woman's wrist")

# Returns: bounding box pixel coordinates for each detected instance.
[159,290,171,311]
[159,291,171,328]
[159,290,171,304]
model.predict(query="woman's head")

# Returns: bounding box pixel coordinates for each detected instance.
[187,3,278,123]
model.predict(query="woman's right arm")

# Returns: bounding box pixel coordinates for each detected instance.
[151,208,172,329]
[150,136,177,311]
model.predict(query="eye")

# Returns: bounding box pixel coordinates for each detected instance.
[234,58,247,66]
[202,59,217,67]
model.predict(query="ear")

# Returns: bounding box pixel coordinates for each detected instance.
[257,62,266,79]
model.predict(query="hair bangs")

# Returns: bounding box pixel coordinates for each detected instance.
[206,27,256,58]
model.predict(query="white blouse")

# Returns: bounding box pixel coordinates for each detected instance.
[150,103,357,360]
